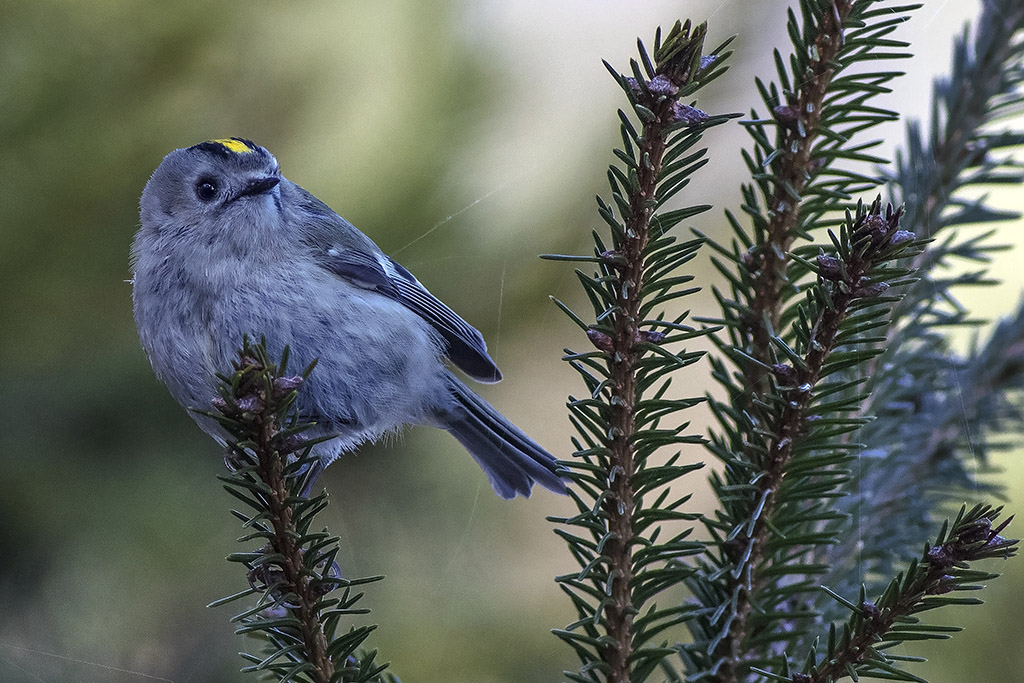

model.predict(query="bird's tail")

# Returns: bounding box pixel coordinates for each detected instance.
[442,375,566,499]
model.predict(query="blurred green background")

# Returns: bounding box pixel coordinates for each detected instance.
[1,1,1022,681]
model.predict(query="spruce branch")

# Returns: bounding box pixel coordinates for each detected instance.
[744,0,858,374]
[206,338,392,683]
[776,505,1017,683]
[891,0,1024,244]
[600,28,709,683]
[703,199,920,682]
[691,2,922,679]
[547,20,736,683]
[873,0,1024,369]
[818,0,1024,607]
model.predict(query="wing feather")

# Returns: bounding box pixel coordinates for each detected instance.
[320,248,502,383]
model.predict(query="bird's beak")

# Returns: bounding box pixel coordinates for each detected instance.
[233,176,280,201]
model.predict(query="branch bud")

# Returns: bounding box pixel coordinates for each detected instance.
[272,375,304,399]
[772,104,800,130]
[926,544,955,569]
[237,394,265,414]
[771,363,800,386]
[636,329,667,345]
[816,253,844,281]
[852,281,889,298]
[587,328,615,354]
[669,102,709,126]
[647,74,679,96]
[887,229,914,247]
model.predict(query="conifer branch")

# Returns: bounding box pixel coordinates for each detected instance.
[873,0,1024,356]
[746,0,854,374]
[598,32,710,683]
[713,199,917,682]
[689,3,922,679]
[786,506,1017,683]
[894,0,1024,244]
[207,338,392,683]
[548,21,736,683]
[243,400,335,679]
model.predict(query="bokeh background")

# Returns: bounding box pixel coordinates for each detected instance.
[1,1,1022,682]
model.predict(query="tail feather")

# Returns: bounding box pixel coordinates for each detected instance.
[443,376,567,499]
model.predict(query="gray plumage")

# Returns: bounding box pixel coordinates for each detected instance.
[131,137,565,499]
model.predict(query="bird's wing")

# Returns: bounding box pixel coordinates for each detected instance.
[322,247,502,384]
[322,247,399,296]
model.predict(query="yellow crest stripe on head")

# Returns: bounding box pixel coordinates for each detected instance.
[209,138,255,154]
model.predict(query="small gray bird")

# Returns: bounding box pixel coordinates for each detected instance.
[131,137,565,499]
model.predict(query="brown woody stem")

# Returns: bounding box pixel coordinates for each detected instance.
[602,105,673,683]
[255,406,335,682]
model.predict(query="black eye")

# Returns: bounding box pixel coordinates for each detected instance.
[195,178,219,201]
